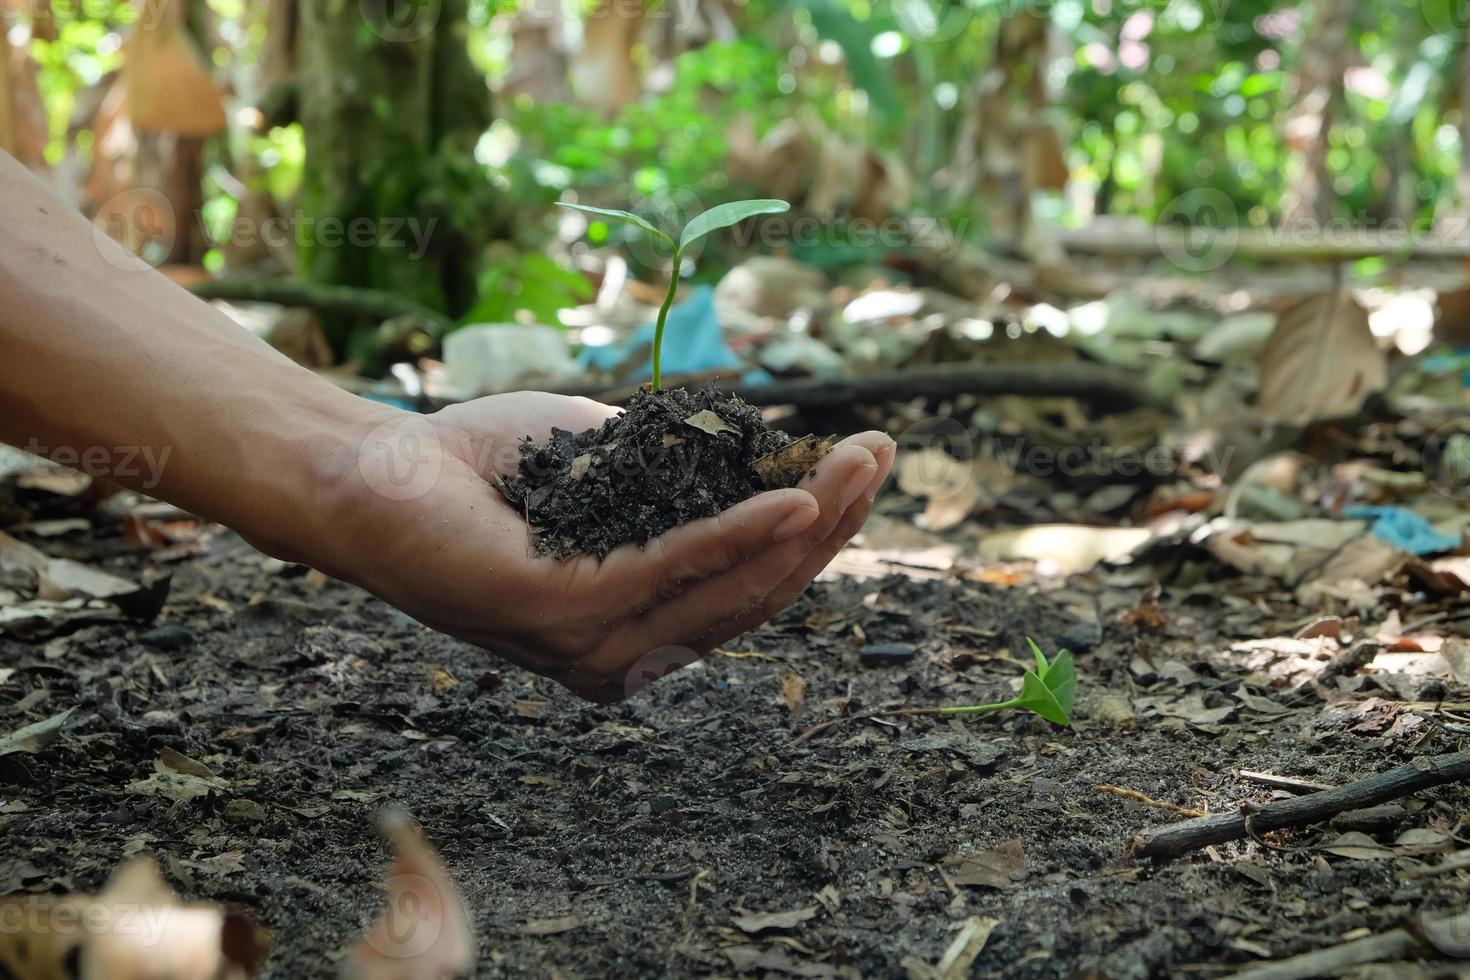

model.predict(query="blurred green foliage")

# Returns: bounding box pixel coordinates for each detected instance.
[24,0,1470,336]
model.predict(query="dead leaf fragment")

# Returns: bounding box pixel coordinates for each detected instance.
[731,906,818,934]
[518,915,580,936]
[1258,288,1387,425]
[0,858,265,979]
[157,746,216,780]
[753,435,833,489]
[780,672,806,712]
[0,707,75,757]
[1317,831,1395,860]
[942,839,1025,890]
[568,453,594,482]
[343,812,475,980]
[977,525,1151,574]
[683,410,739,437]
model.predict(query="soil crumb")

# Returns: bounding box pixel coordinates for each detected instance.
[499,385,819,559]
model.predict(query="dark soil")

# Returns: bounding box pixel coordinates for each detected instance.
[2,483,1469,978]
[498,385,807,559]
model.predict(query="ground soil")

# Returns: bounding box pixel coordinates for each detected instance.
[1,482,1468,979]
[499,386,806,559]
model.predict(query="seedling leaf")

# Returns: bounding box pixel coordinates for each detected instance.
[557,203,674,247]
[1027,636,1048,674]
[679,199,791,250]
[939,639,1075,727]
[1016,671,1071,726]
[1037,648,1076,721]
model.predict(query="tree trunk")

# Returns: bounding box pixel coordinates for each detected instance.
[297,0,495,355]
[1282,0,1353,228]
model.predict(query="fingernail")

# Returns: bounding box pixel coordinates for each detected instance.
[773,504,819,542]
[840,463,876,510]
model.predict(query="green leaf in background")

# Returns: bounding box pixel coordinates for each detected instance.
[679,199,791,250]
[557,203,674,247]
[797,0,901,121]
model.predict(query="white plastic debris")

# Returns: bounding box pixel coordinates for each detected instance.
[442,324,579,395]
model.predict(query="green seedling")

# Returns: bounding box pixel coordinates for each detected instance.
[940,638,1076,727]
[559,198,791,390]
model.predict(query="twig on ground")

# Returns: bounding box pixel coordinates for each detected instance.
[1227,909,1470,980]
[786,705,944,748]
[188,277,455,333]
[1130,751,1470,861]
[1234,770,1336,795]
[1095,785,1208,818]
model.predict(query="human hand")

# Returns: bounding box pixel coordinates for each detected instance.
[330,392,894,701]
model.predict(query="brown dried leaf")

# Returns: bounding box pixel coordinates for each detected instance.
[1258,289,1387,425]
[780,672,806,712]
[942,839,1025,890]
[683,410,739,437]
[343,813,475,980]
[731,906,818,934]
[752,435,833,489]
[0,858,265,979]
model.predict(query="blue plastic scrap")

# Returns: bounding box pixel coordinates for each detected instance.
[1341,505,1461,556]
[578,286,771,385]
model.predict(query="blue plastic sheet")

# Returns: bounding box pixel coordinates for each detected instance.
[1341,505,1460,556]
[578,286,771,385]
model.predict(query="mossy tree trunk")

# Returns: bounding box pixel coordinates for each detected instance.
[297,0,495,356]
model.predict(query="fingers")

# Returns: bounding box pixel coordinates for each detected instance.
[701,435,896,641]
[601,487,820,609]
[597,440,882,664]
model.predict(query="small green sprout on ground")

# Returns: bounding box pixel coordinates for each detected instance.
[558,198,791,390]
[941,638,1076,727]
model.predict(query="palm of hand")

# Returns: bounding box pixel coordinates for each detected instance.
[349,392,894,701]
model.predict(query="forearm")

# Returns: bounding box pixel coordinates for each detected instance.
[0,152,392,566]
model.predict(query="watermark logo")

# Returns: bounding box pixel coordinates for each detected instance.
[361,872,446,959]
[358,414,442,502]
[360,0,440,42]
[1157,188,1238,273]
[1424,421,1470,501]
[6,440,170,490]
[93,188,175,272]
[1424,0,1470,43]
[893,0,975,43]
[624,644,700,699]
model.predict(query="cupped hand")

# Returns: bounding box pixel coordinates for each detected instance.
[337,392,894,701]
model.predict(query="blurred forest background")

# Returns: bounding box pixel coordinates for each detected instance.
[7,0,1470,392]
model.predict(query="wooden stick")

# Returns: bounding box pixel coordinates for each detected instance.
[1228,929,1416,980]
[1229,909,1470,980]
[189,277,454,333]
[1235,770,1335,795]
[1130,751,1470,861]
[512,361,1162,412]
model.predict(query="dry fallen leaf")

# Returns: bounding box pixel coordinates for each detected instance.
[753,435,833,489]
[0,707,75,758]
[897,449,982,531]
[342,812,475,980]
[683,410,739,437]
[942,839,1025,890]
[731,906,818,934]
[0,858,264,979]
[1258,288,1387,425]
[780,672,806,712]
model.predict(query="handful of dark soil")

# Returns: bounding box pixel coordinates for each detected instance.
[498,386,830,559]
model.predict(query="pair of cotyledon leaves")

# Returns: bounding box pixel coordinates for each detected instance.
[559,199,790,253]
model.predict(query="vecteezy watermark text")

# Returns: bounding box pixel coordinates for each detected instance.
[0,897,172,946]
[2,441,171,490]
